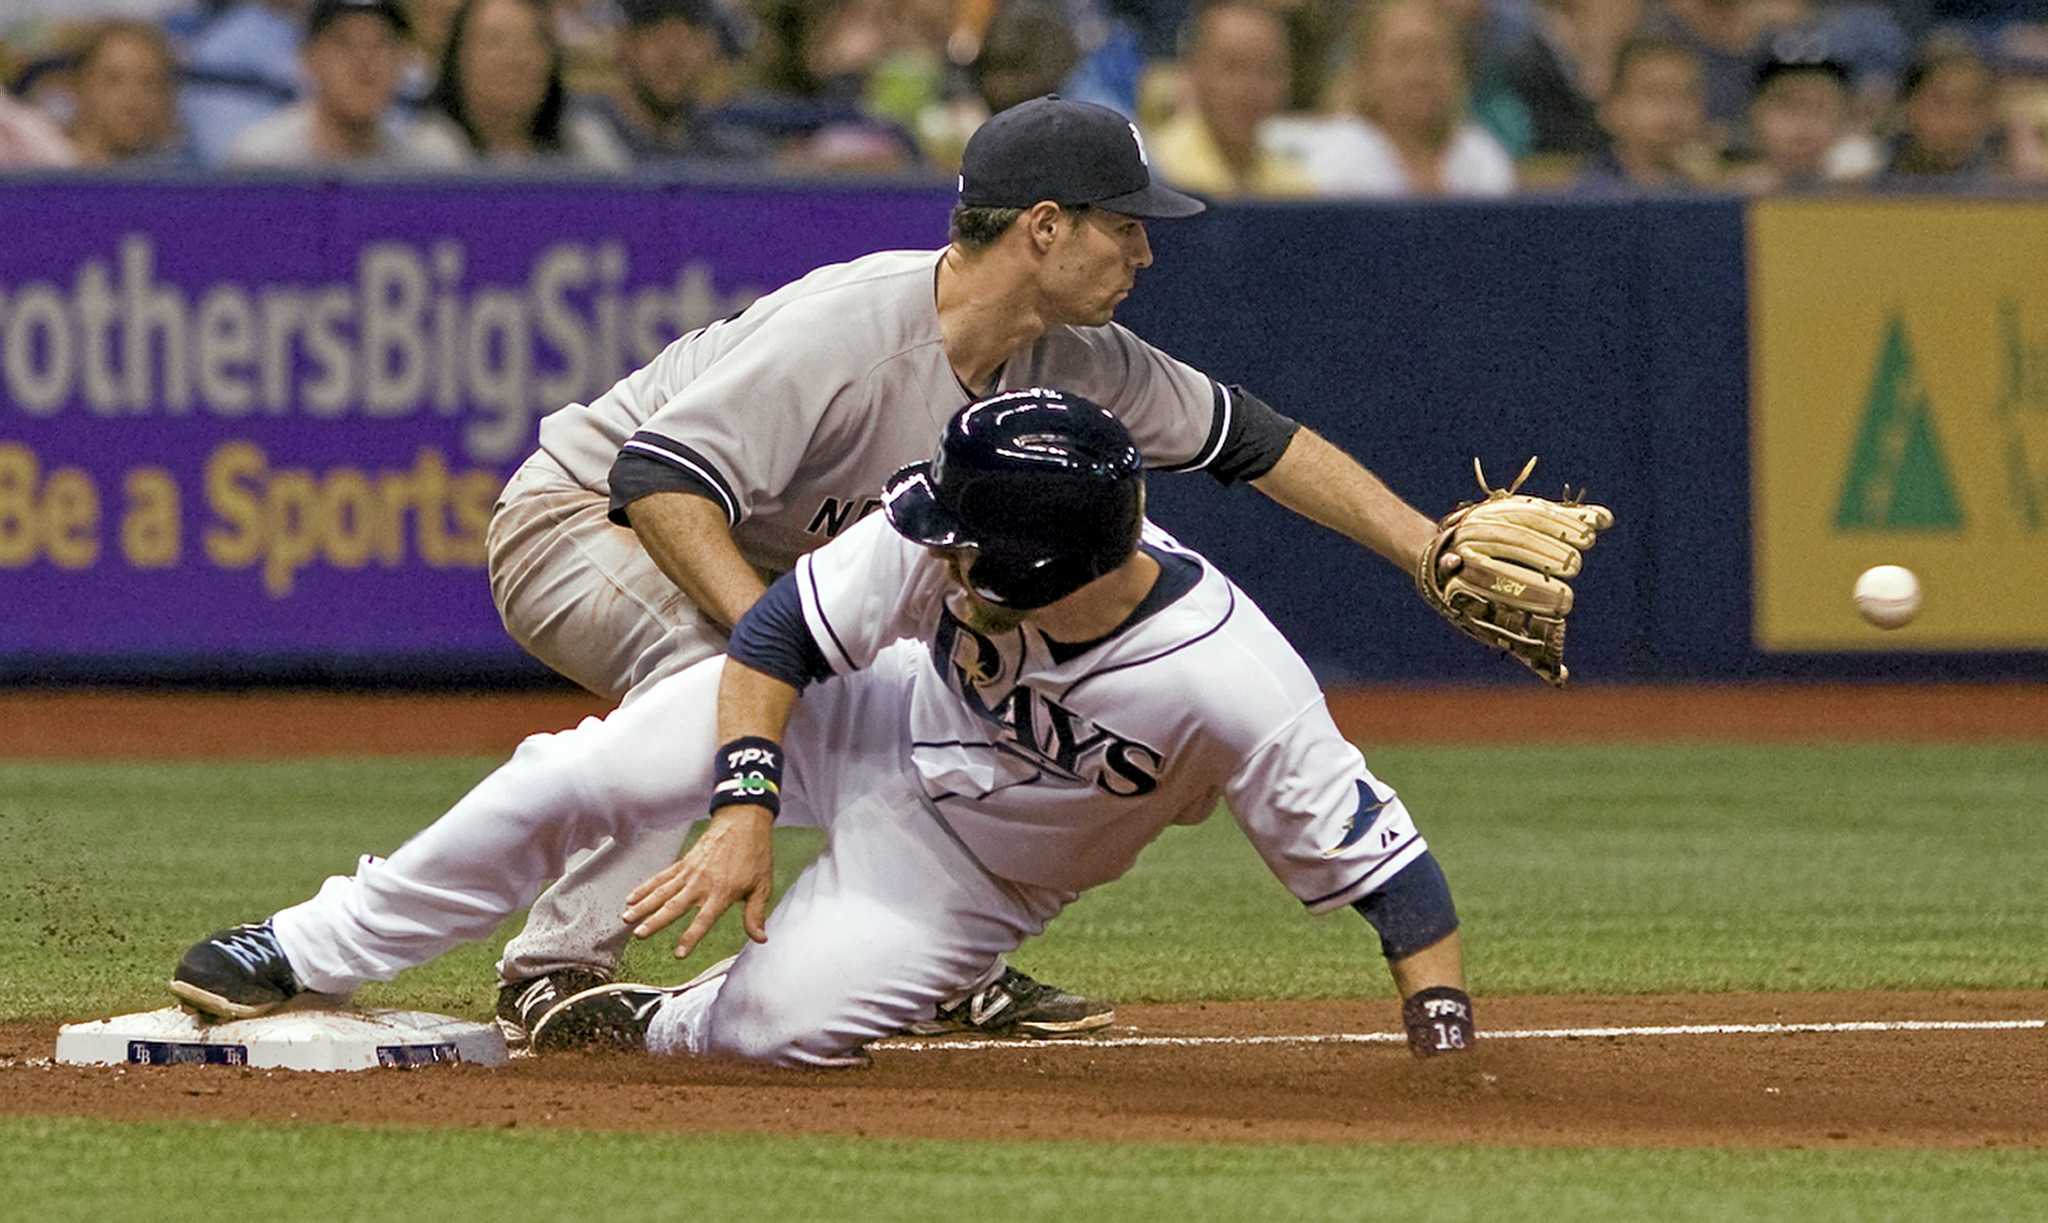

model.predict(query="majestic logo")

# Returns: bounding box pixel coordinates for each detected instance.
[929,610,1164,797]
[1836,314,1963,531]
[1321,779,1394,859]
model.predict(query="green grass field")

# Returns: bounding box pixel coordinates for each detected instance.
[4,743,2045,1217]
[7,1116,2047,1223]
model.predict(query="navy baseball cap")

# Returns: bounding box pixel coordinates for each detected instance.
[959,96,1204,219]
[620,0,718,29]
[1753,31,1851,92]
[306,0,410,39]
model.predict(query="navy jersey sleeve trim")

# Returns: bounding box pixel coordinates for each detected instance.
[606,432,742,526]
[1150,383,1300,486]
[1206,385,1299,484]
[727,572,833,691]
[1152,380,1233,475]
[1300,830,1423,908]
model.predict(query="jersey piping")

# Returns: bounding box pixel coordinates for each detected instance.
[1151,381,1232,474]
[804,559,858,672]
[1059,563,1235,702]
[1039,546,1203,666]
[1301,831,1426,908]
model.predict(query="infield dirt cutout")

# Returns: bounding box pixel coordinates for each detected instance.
[4,991,2045,1149]
[5,685,2043,1150]
[4,683,2047,758]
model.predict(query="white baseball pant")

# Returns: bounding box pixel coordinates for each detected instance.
[271,645,1072,1066]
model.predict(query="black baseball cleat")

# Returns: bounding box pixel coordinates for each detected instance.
[495,969,614,1050]
[168,920,302,1020]
[909,967,1114,1038]
[528,982,676,1054]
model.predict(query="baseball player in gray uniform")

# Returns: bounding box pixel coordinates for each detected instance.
[171,394,1517,1064]
[476,96,1461,1046]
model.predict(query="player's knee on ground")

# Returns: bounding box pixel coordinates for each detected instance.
[698,981,876,1067]
[698,903,962,1067]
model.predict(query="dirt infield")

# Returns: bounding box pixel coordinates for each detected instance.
[5,683,2048,759]
[7,687,2043,1149]
[5,991,2044,1149]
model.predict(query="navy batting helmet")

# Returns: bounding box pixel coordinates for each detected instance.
[883,388,1144,610]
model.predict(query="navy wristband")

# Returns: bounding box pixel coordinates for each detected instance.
[709,736,783,817]
[1401,986,1475,1058]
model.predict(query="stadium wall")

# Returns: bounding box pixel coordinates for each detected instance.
[0,180,2041,683]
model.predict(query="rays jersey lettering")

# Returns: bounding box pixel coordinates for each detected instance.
[929,609,1164,797]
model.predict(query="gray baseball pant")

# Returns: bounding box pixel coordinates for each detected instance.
[485,452,728,984]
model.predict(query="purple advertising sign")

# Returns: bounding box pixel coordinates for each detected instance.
[0,180,954,668]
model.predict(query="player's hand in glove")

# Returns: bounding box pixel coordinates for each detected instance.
[624,806,775,957]
[1415,457,1614,686]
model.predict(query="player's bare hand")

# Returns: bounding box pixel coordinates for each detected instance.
[623,806,774,957]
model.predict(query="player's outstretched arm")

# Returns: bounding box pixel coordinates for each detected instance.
[623,659,797,958]
[1356,855,1476,1057]
[624,491,771,630]
[1249,428,1437,573]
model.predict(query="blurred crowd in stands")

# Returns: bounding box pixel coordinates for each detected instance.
[2,0,2044,193]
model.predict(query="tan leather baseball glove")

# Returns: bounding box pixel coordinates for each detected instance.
[1415,457,1616,686]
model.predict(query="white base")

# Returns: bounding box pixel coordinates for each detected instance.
[56,1005,509,1072]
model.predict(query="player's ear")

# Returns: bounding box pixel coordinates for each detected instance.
[1025,201,1065,252]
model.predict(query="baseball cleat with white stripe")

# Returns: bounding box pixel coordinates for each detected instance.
[909,967,1114,1038]
[529,982,679,1053]
[167,920,302,1020]
[495,969,614,1050]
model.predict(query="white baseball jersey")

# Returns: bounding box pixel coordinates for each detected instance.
[532,249,1256,577]
[790,514,1427,905]
[264,512,1425,1069]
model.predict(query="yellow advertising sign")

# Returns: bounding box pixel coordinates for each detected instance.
[1751,199,2048,650]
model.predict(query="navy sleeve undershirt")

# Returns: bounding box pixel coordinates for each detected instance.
[1205,384,1299,485]
[1351,851,1460,960]
[727,572,833,691]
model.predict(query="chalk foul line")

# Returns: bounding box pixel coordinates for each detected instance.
[877,1017,2048,1053]
[2,1018,2039,1069]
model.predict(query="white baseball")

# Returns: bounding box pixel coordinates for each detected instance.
[1854,565,1921,630]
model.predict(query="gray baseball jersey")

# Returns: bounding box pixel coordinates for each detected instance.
[533,248,1287,576]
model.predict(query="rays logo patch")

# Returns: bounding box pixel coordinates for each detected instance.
[1321,779,1394,859]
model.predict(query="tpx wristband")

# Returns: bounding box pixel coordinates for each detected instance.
[1401,986,1475,1058]
[709,736,783,817]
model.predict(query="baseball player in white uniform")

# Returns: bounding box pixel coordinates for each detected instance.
[168,394,1481,1064]
[480,96,1462,1045]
